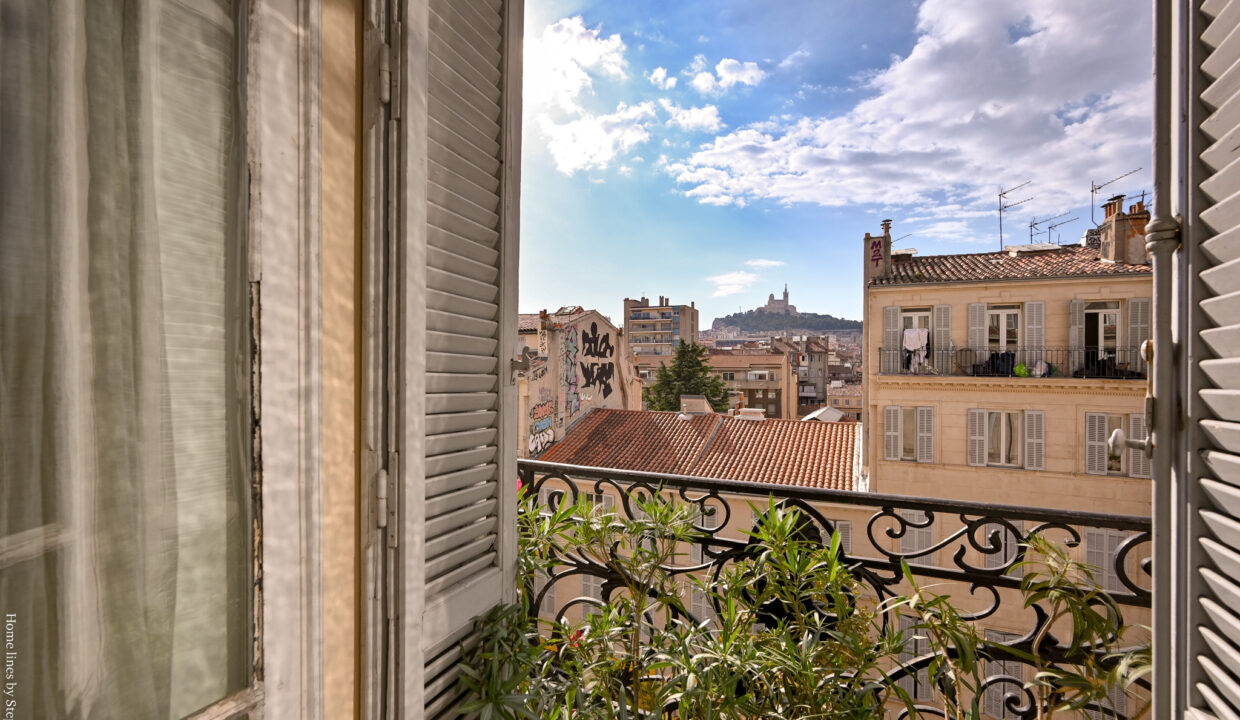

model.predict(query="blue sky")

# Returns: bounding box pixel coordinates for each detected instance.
[518,0,1153,328]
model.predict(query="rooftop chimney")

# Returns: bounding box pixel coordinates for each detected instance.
[1099,195,1151,265]
[864,219,893,282]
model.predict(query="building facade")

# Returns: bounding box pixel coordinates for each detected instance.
[623,295,700,360]
[826,382,863,421]
[517,308,641,457]
[861,203,1154,518]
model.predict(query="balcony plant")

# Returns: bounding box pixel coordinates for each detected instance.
[461,488,1149,719]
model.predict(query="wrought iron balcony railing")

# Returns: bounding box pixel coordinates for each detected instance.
[518,459,1152,719]
[878,344,1147,379]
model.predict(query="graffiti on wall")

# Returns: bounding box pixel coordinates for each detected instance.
[578,321,615,399]
[562,327,581,416]
[528,399,555,455]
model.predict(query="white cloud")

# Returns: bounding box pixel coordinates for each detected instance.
[663,0,1151,222]
[686,57,766,96]
[707,270,759,296]
[542,101,657,175]
[745,258,785,268]
[659,100,724,132]
[526,16,627,115]
[646,66,678,89]
[779,49,811,69]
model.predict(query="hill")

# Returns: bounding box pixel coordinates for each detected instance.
[712,309,863,333]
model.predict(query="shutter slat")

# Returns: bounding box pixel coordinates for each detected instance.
[426,11,500,91]
[1205,478,1240,519]
[1205,84,1240,141]
[1205,536,1240,583]
[430,0,502,56]
[428,245,498,287]
[428,202,499,248]
[427,351,496,375]
[428,183,501,238]
[428,4,502,67]
[427,308,498,338]
[427,534,498,581]
[428,158,500,216]
[884,406,901,461]
[428,53,501,129]
[427,288,497,323]
[426,446,497,478]
[426,551,499,598]
[968,302,987,352]
[429,120,501,182]
[425,518,496,561]
[1203,567,1240,624]
[1205,324,1240,357]
[933,304,952,372]
[916,406,934,464]
[1204,510,1240,557]
[427,19,501,94]
[1202,654,1240,717]
[427,481,498,522]
[1198,683,1240,720]
[426,428,498,458]
[1205,291,1240,326]
[1205,420,1240,454]
[427,372,497,395]
[426,392,497,415]
[968,408,987,467]
[1205,256,1240,296]
[1204,359,1240,390]
[426,410,498,436]
[428,265,498,307]
[426,497,498,539]
[1205,451,1240,488]
[427,464,496,500]
[882,307,900,373]
[1204,123,1240,173]
[1205,223,1240,263]
[428,330,497,357]
[1025,410,1045,471]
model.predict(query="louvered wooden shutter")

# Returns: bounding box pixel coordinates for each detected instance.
[967,408,987,467]
[968,302,987,354]
[1070,299,1085,373]
[405,0,521,715]
[1129,413,1150,479]
[884,405,901,461]
[1085,412,1108,475]
[933,304,952,372]
[882,306,900,373]
[1128,297,1151,374]
[832,519,853,554]
[1025,301,1045,369]
[1024,410,1045,471]
[916,406,934,463]
[1179,2,1240,716]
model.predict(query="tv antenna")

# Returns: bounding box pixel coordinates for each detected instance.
[1090,168,1141,225]
[1047,216,1079,244]
[1029,212,1073,242]
[893,233,914,245]
[999,181,1033,249]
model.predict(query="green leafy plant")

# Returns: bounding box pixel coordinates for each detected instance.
[644,342,731,412]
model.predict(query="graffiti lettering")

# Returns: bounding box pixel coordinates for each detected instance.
[563,328,581,415]
[530,401,553,420]
[532,417,553,433]
[528,428,554,456]
[530,361,548,382]
[581,322,614,359]
[579,361,614,399]
[870,238,883,267]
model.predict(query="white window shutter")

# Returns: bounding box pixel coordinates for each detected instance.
[1069,299,1085,372]
[967,408,987,467]
[933,304,952,371]
[1127,297,1151,374]
[1128,413,1150,479]
[1175,7,1240,719]
[884,406,902,460]
[916,406,934,463]
[968,302,987,353]
[407,0,522,716]
[1084,413,1108,475]
[1024,410,1045,471]
[882,306,900,373]
[832,520,853,554]
[1024,301,1044,368]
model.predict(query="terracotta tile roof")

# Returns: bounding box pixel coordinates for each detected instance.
[539,408,860,491]
[518,314,540,333]
[870,245,1152,286]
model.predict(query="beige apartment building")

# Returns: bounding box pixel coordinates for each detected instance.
[826,382,863,421]
[862,199,1154,512]
[623,295,700,360]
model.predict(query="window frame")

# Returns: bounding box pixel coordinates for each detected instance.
[986,410,1024,467]
[986,305,1022,353]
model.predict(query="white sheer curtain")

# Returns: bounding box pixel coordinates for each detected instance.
[0,1,248,718]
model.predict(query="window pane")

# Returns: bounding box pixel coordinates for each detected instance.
[0,2,249,717]
[903,407,917,459]
[1005,412,1022,466]
[987,412,1002,465]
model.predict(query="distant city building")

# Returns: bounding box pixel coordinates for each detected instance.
[635,349,795,419]
[861,200,1153,516]
[761,285,799,315]
[517,308,641,458]
[623,295,699,360]
[825,382,862,421]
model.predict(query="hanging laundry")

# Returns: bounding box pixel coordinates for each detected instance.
[903,328,929,373]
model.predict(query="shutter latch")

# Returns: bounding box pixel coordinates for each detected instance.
[1108,339,1155,460]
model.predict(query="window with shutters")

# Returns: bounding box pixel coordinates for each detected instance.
[983,630,1023,719]
[885,405,934,463]
[1084,413,1125,475]
[987,411,1023,467]
[829,519,853,554]
[1084,301,1121,370]
[582,572,604,601]
[721,372,735,381]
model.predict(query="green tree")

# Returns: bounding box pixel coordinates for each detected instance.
[644,342,730,412]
